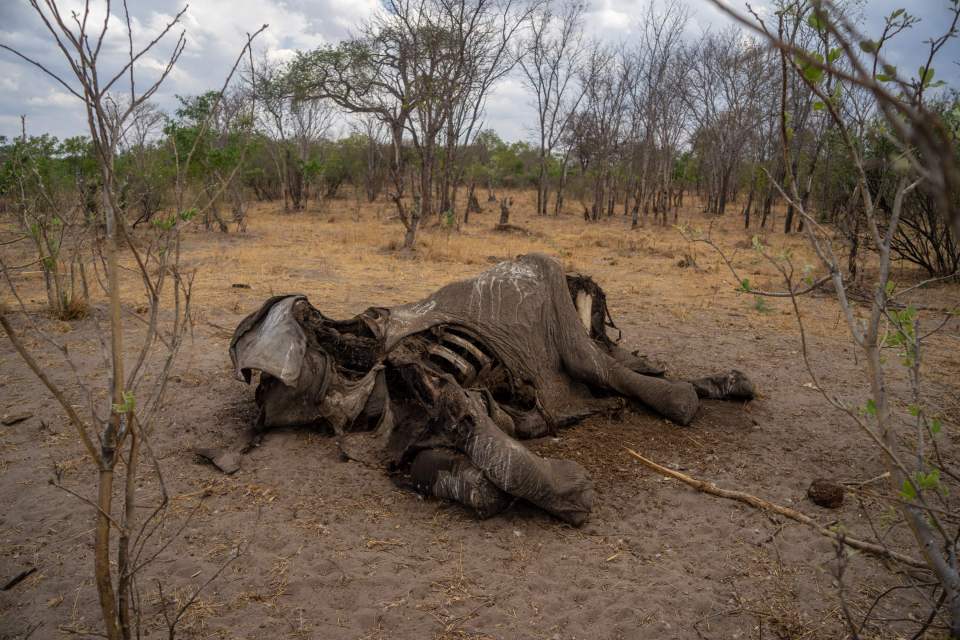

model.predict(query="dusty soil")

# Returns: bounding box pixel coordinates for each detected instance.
[2,192,959,639]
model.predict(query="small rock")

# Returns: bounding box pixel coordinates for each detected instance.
[2,412,33,426]
[194,448,241,474]
[808,478,844,509]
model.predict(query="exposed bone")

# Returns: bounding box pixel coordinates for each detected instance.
[427,343,477,382]
[440,331,492,369]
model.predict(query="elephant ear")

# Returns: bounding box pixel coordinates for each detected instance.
[230,295,307,386]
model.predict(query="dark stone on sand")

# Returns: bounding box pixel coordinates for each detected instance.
[808,478,844,509]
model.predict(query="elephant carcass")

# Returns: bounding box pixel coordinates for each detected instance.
[229,253,755,526]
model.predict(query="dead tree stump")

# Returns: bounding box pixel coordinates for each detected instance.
[498,198,512,226]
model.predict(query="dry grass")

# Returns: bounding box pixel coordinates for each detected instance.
[4,187,955,343]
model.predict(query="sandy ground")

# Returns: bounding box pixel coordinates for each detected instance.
[1,192,959,639]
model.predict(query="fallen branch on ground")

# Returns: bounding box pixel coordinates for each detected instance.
[625,448,925,569]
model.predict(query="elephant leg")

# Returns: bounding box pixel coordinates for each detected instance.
[458,392,594,525]
[690,370,756,401]
[559,337,699,425]
[388,360,596,525]
[433,384,595,526]
[409,448,511,519]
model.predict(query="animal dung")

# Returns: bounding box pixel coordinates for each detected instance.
[807,478,844,509]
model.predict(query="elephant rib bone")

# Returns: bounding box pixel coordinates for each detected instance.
[427,344,477,384]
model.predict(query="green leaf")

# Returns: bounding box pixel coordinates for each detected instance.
[739,278,751,293]
[883,64,898,78]
[918,469,941,491]
[865,399,877,417]
[807,11,827,31]
[900,479,917,501]
[828,47,843,64]
[885,280,896,296]
[908,404,921,417]
[931,418,942,435]
[883,332,903,348]
[753,297,772,314]
[891,8,905,19]
[813,100,825,111]
[112,391,136,414]
[920,66,935,86]
[859,40,878,53]
[800,53,825,83]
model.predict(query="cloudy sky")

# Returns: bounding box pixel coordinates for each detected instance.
[1,0,957,143]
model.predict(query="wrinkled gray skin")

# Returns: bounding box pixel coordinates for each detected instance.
[230,254,755,526]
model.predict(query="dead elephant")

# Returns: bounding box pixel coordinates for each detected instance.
[229,253,754,526]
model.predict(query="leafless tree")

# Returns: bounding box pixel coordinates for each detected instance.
[626,0,691,227]
[295,0,534,248]
[518,0,585,216]
[0,4,265,638]
[571,45,633,221]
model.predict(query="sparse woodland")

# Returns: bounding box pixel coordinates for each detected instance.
[1,0,960,638]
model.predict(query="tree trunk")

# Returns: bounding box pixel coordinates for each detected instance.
[742,179,756,229]
[100,174,124,640]
[783,203,795,233]
[554,159,569,216]
[536,155,547,216]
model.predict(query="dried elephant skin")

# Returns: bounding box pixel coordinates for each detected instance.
[229,253,755,525]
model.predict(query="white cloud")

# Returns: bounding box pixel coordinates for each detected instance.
[27,89,77,108]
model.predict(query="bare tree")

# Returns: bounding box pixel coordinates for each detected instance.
[627,0,691,227]
[518,0,585,216]
[571,45,633,221]
[295,0,533,248]
[0,4,265,638]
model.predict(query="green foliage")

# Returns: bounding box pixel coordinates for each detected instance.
[751,297,772,314]
[883,305,919,366]
[112,391,136,415]
[901,469,942,501]
[876,64,898,83]
[797,52,825,84]
[165,92,251,181]
[806,9,827,32]
[931,417,943,435]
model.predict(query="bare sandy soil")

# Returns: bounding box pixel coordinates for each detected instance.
[2,192,959,639]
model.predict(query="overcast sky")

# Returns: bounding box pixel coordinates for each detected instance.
[1,0,957,143]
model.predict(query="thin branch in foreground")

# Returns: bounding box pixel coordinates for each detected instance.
[625,448,926,569]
